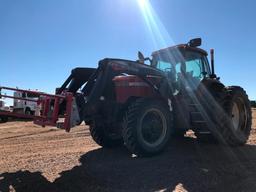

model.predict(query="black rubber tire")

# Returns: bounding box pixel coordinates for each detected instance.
[216,86,252,145]
[0,116,8,123]
[25,108,32,115]
[122,98,173,157]
[89,120,123,148]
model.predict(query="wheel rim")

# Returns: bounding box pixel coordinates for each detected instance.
[232,102,240,131]
[139,108,167,147]
[231,98,247,131]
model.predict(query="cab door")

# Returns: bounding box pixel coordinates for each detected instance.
[181,51,210,93]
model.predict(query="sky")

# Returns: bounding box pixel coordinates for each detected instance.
[0,0,256,103]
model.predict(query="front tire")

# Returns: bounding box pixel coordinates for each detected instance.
[122,99,173,157]
[89,120,123,148]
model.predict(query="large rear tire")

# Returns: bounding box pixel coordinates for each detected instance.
[89,120,123,148]
[217,86,252,145]
[122,99,173,157]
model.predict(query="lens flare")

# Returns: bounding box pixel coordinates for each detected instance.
[137,0,147,8]
[136,0,242,154]
[137,0,174,49]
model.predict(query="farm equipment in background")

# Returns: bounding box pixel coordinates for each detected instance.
[12,90,40,115]
[0,38,252,157]
[0,89,44,122]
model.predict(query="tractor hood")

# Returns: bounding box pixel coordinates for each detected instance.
[95,58,173,100]
[99,58,165,78]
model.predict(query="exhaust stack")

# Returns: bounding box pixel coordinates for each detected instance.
[210,49,216,78]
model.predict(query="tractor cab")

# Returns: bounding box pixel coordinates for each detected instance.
[151,38,213,94]
[148,38,223,135]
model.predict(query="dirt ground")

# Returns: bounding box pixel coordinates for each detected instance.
[0,109,256,192]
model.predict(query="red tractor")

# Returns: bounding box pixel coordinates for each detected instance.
[0,38,251,157]
[52,38,250,156]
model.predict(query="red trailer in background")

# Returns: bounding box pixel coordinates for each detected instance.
[0,86,75,132]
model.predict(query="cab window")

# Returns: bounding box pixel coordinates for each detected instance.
[185,59,203,79]
[175,63,181,79]
[156,60,175,80]
[156,60,172,72]
[184,52,209,79]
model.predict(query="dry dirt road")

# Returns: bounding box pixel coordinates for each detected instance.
[1,109,256,192]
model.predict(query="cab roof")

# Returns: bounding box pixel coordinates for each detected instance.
[152,44,208,56]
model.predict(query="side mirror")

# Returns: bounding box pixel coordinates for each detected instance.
[138,51,145,64]
[188,38,202,47]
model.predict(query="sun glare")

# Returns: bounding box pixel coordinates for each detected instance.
[137,0,175,50]
[137,0,148,9]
